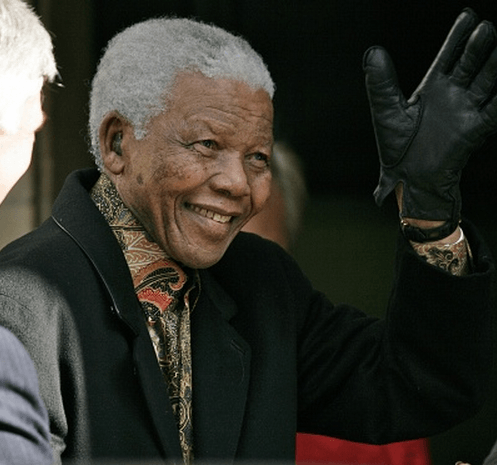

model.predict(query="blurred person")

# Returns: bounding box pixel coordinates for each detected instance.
[0,0,56,202]
[0,0,57,463]
[0,9,494,464]
[242,140,307,250]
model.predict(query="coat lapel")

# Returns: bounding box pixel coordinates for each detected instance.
[52,169,183,461]
[53,169,252,461]
[192,270,251,461]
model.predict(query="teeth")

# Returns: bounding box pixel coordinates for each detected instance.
[189,204,232,224]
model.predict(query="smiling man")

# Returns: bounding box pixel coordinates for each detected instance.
[0,12,495,464]
[100,72,274,269]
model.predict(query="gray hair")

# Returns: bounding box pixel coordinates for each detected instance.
[89,17,275,169]
[0,0,57,133]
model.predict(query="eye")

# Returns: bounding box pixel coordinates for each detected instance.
[198,139,215,149]
[191,139,217,156]
[188,139,217,157]
[246,152,270,169]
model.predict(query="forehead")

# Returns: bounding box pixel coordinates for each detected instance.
[164,72,274,134]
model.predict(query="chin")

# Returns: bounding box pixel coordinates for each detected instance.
[179,254,224,270]
[173,245,230,270]
[161,228,237,268]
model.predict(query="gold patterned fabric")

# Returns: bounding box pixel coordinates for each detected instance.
[91,173,197,464]
[410,227,472,276]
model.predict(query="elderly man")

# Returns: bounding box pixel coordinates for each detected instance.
[0,9,495,464]
[0,0,57,463]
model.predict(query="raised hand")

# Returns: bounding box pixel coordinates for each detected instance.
[364,8,497,241]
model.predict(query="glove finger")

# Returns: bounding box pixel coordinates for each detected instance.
[478,77,497,132]
[471,40,497,107]
[452,21,497,87]
[363,46,406,109]
[428,8,479,75]
[363,46,419,168]
[363,47,400,204]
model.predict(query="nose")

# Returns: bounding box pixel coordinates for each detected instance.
[210,152,251,198]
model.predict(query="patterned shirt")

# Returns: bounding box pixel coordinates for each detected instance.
[91,173,197,464]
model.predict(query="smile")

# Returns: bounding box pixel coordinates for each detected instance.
[187,204,232,224]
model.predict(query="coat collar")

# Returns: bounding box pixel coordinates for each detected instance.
[52,169,144,335]
[52,169,183,461]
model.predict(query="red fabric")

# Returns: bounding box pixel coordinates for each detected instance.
[296,433,431,465]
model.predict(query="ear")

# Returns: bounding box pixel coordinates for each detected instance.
[99,111,129,175]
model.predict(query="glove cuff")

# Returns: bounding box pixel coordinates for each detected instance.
[400,216,461,243]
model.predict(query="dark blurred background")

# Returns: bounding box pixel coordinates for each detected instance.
[29,0,497,463]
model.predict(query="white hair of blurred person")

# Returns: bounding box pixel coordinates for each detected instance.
[243,141,307,250]
[0,0,57,203]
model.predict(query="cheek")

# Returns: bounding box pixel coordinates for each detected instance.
[152,152,208,195]
[152,149,198,182]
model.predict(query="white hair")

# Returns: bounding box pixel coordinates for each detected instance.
[0,0,57,133]
[89,17,275,169]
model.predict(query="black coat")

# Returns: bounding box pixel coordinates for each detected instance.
[0,168,493,464]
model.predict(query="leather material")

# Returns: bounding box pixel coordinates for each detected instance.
[364,8,497,224]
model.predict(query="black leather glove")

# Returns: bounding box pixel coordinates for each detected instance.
[363,8,497,241]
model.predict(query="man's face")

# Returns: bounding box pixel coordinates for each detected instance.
[112,73,274,268]
[0,91,44,204]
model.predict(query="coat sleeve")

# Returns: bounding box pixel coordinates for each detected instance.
[0,325,53,465]
[295,220,494,443]
[0,271,91,463]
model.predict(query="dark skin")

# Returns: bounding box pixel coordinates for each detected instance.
[99,72,274,269]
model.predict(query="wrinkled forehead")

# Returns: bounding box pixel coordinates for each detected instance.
[167,71,273,114]
[161,72,274,141]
